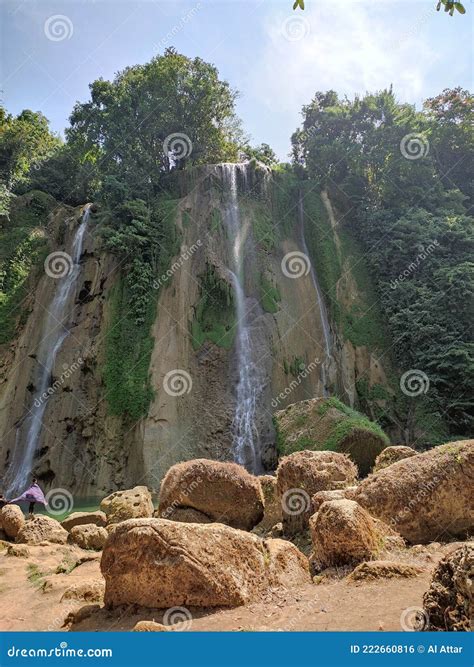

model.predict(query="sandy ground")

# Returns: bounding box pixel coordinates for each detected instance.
[0,538,463,633]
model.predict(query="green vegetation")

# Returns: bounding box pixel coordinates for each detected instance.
[315,397,389,452]
[260,273,281,313]
[293,87,474,439]
[190,264,236,350]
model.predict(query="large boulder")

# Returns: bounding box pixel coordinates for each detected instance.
[62,511,106,532]
[349,440,474,543]
[255,475,281,531]
[101,518,310,608]
[16,515,68,544]
[423,543,473,631]
[69,524,108,551]
[309,499,403,571]
[274,397,388,475]
[100,486,154,524]
[276,450,357,536]
[158,459,264,531]
[372,445,416,473]
[1,505,25,539]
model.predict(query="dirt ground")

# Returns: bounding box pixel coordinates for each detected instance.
[0,539,463,633]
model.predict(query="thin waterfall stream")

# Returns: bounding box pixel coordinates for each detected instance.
[298,193,332,396]
[5,206,91,497]
[220,164,263,473]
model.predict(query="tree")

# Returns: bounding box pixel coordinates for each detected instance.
[292,0,466,13]
[244,143,278,166]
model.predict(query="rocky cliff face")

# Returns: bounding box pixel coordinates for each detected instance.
[0,164,393,496]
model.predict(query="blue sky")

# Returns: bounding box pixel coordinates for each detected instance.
[1,0,472,160]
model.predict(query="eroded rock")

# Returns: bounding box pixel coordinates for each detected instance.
[1,505,25,539]
[16,515,68,545]
[350,440,474,543]
[372,446,416,473]
[61,511,106,532]
[61,580,105,603]
[423,543,473,631]
[348,560,424,582]
[69,524,108,551]
[309,499,403,571]
[277,450,357,536]
[100,486,154,524]
[101,518,310,608]
[158,459,264,531]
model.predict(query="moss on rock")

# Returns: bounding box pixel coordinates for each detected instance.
[274,397,389,475]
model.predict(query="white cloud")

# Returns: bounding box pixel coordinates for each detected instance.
[249,1,438,120]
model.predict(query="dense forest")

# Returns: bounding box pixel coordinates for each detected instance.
[1,48,472,443]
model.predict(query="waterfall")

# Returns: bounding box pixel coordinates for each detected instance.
[5,206,91,497]
[298,194,332,396]
[220,164,262,473]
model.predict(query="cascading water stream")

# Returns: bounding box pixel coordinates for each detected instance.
[5,206,91,496]
[220,164,262,473]
[298,194,332,396]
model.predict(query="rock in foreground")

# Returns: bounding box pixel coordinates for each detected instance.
[1,505,25,539]
[274,397,388,475]
[62,511,107,532]
[277,450,357,536]
[309,499,403,571]
[158,459,264,531]
[70,524,108,551]
[350,440,474,543]
[16,515,68,545]
[101,518,310,608]
[100,486,154,524]
[423,543,473,631]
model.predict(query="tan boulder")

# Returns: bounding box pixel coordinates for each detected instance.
[372,445,416,473]
[16,515,68,544]
[423,543,473,631]
[69,524,108,550]
[348,560,424,582]
[274,397,388,475]
[133,621,167,632]
[100,486,154,524]
[312,489,347,513]
[255,475,281,531]
[350,440,474,543]
[309,499,402,571]
[101,518,310,608]
[61,580,105,603]
[1,505,25,539]
[62,511,106,532]
[277,450,357,536]
[158,459,264,531]
[155,507,212,524]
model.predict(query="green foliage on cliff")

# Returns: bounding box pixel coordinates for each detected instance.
[191,264,236,350]
[0,191,55,343]
[293,87,474,438]
[260,273,281,313]
[103,277,155,422]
